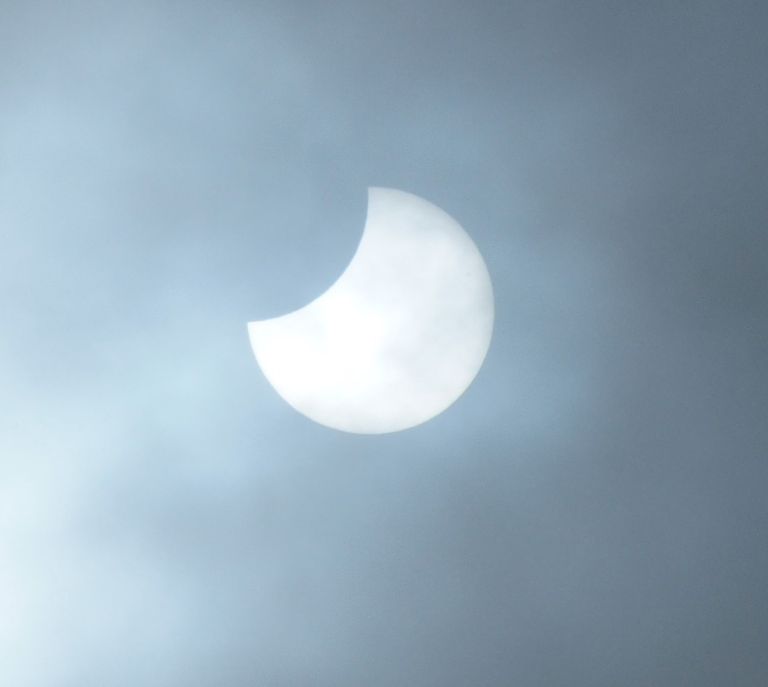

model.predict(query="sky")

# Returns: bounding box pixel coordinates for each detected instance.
[1,1,767,685]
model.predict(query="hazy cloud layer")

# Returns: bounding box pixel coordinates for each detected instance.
[1,1,767,685]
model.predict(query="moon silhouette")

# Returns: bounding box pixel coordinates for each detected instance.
[248,187,494,434]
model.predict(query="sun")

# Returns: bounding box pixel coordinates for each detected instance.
[248,188,494,434]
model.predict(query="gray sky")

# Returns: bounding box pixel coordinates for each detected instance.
[1,1,767,685]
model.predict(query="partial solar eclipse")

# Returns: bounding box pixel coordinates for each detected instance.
[248,187,494,433]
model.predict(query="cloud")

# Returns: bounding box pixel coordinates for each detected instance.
[1,1,767,685]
